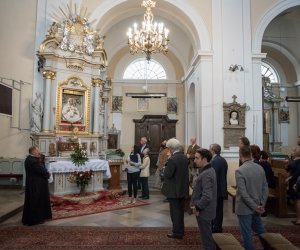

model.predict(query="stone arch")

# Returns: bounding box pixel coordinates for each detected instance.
[253,0,300,54]
[90,0,211,52]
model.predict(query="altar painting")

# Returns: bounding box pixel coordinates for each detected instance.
[56,77,90,134]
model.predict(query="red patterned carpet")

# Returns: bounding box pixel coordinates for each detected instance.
[51,190,149,220]
[0,226,299,249]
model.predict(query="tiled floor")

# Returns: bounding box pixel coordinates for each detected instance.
[0,186,296,228]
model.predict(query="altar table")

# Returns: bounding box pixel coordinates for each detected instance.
[47,159,111,196]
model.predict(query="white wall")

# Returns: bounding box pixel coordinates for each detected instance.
[0,0,37,158]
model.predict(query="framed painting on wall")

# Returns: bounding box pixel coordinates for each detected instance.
[137,98,149,111]
[56,76,90,134]
[167,97,177,114]
[279,106,289,123]
[112,96,123,112]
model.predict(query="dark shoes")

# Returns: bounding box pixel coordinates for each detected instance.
[167,233,183,239]
[138,196,149,199]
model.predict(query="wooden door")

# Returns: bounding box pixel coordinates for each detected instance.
[133,115,177,174]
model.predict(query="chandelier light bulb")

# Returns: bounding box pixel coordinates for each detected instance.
[127,0,169,61]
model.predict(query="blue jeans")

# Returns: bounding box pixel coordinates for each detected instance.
[237,213,266,250]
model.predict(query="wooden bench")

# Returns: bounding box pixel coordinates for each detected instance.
[227,186,237,213]
[212,233,244,250]
[259,233,299,250]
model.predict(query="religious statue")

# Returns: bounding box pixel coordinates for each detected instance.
[229,111,239,125]
[48,143,56,156]
[90,141,97,155]
[31,92,43,133]
[61,97,82,123]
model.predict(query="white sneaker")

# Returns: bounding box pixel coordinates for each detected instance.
[127,197,133,204]
[132,198,136,204]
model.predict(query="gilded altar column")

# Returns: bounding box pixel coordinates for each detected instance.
[91,78,103,135]
[42,70,56,132]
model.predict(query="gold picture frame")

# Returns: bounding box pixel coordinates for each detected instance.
[56,76,90,134]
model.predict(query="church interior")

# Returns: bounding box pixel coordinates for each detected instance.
[1,0,300,248]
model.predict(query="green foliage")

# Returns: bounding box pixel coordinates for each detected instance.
[115,148,125,157]
[70,145,89,167]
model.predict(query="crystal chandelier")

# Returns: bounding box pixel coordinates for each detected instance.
[127,0,169,61]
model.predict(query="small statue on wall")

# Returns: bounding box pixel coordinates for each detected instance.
[90,141,97,155]
[229,111,239,125]
[223,95,246,148]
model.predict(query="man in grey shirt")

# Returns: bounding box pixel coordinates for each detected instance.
[191,148,217,250]
[236,146,268,250]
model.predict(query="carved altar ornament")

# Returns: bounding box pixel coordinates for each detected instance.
[56,76,90,134]
[37,4,108,70]
[102,97,109,103]
[91,78,103,87]
[42,70,56,80]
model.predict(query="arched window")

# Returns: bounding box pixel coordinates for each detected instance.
[123,59,167,79]
[261,61,280,83]
[262,61,282,102]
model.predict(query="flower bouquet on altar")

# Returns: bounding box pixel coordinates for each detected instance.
[70,144,88,167]
[67,170,93,195]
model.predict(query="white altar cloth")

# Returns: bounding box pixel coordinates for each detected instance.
[47,159,111,180]
[46,159,111,195]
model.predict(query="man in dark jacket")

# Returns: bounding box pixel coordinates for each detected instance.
[22,146,52,226]
[162,138,189,239]
[210,143,228,233]
[191,148,217,250]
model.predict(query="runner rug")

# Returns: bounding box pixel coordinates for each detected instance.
[50,190,149,220]
[0,226,299,249]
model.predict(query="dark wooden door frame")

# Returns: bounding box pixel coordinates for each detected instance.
[133,115,177,174]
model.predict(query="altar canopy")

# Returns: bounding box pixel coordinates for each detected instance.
[47,159,111,180]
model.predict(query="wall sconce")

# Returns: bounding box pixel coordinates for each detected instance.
[229,64,244,72]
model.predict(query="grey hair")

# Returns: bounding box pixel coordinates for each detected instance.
[143,148,150,154]
[166,138,181,151]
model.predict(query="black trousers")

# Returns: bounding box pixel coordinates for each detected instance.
[168,198,185,236]
[140,177,149,198]
[127,172,140,198]
[212,196,224,233]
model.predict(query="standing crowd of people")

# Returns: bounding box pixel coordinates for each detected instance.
[22,134,300,250]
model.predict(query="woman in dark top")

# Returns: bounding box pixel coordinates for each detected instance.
[285,147,300,225]
[259,150,276,188]
[125,145,141,204]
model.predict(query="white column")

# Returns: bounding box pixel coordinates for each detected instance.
[92,78,102,135]
[42,70,56,132]
[103,96,109,136]
[251,55,265,147]
[197,54,213,148]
